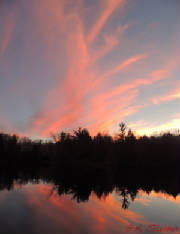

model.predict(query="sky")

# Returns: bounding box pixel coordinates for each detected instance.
[0,0,179,138]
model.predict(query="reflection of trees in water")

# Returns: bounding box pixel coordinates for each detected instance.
[115,188,138,209]
[0,167,179,210]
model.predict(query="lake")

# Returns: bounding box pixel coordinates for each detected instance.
[0,179,179,234]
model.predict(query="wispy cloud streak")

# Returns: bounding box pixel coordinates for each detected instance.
[86,0,126,44]
[0,14,15,58]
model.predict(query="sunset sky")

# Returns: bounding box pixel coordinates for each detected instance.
[0,0,179,138]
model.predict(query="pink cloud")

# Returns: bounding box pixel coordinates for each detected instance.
[28,4,145,137]
[91,54,147,89]
[22,1,179,138]
[86,0,126,44]
[151,88,180,105]
[30,54,177,136]
[0,13,15,58]
[90,24,129,64]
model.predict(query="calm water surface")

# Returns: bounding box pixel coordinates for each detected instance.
[0,181,179,234]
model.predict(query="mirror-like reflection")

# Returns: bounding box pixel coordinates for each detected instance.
[0,183,179,234]
[0,167,180,234]
[0,165,179,208]
[0,166,179,234]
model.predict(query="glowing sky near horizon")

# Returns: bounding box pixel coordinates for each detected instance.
[0,0,179,138]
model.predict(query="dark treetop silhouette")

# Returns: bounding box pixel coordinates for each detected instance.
[0,122,179,168]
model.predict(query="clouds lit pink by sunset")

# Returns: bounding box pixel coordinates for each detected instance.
[0,0,179,138]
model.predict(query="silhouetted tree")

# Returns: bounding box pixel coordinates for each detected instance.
[118,122,127,141]
[73,128,92,143]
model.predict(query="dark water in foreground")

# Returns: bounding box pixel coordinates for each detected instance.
[0,181,179,234]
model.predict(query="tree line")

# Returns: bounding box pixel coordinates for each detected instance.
[0,122,179,173]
